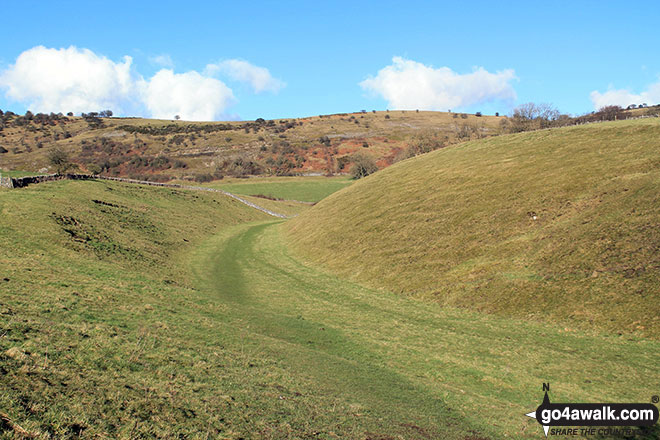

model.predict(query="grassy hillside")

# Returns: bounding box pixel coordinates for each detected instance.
[1,164,658,439]
[0,180,268,437]
[0,110,504,180]
[286,118,660,337]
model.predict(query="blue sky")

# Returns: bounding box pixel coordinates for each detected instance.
[1,1,659,121]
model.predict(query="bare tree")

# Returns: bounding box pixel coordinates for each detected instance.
[510,102,561,131]
[596,105,623,121]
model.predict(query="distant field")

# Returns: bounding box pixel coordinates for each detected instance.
[209,175,353,202]
[239,194,311,216]
[0,169,46,178]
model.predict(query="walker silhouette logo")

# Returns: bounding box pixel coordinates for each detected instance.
[525,384,659,437]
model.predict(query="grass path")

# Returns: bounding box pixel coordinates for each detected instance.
[191,221,660,439]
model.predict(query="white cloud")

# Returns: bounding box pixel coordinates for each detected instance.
[590,82,660,109]
[0,46,280,121]
[149,54,174,68]
[140,69,235,121]
[0,46,138,115]
[206,59,284,93]
[360,57,517,110]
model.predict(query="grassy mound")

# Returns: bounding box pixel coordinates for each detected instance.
[0,180,269,437]
[286,119,660,337]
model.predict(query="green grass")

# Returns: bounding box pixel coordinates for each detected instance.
[188,221,659,439]
[286,118,660,338]
[208,176,353,203]
[0,169,45,178]
[0,180,269,438]
[1,149,659,438]
[238,194,311,217]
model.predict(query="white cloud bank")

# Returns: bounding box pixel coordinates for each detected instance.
[360,57,517,110]
[0,46,137,115]
[0,46,281,121]
[141,69,235,121]
[590,82,660,109]
[206,59,285,93]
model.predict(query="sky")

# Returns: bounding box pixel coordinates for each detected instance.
[0,1,659,121]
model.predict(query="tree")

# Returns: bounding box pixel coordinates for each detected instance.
[47,147,72,174]
[512,102,559,121]
[349,152,378,179]
[99,109,113,118]
[174,115,181,120]
[510,102,560,132]
[596,105,623,121]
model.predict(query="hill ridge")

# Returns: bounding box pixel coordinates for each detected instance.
[285,118,660,337]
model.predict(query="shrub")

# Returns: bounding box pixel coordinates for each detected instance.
[194,173,214,183]
[349,152,378,179]
[47,147,73,173]
[0,146,7,153]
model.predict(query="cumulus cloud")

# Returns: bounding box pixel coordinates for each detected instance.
[0,46,138,115]
[140,69,235,121]
[590,82,660,109]
[0,46,280,121]
[206,59,284,93]
[360,56,517,110]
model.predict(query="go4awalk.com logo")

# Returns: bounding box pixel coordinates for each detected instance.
[525,384,659,437]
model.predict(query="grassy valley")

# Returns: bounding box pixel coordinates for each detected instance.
[1,117,659,439]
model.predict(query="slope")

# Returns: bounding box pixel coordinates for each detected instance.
[0,110,503,179]
[286,118,660,337]
[0,179,269,437]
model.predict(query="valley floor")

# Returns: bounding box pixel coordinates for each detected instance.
[189,221,660,439]
[1,180,658,439]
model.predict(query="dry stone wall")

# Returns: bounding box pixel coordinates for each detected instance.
[2,173,287,218]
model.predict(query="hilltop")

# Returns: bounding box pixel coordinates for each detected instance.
[0,110,505,181]
[286,118,660,337]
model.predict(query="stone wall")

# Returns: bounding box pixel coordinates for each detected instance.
[0,175,14,188]
[3,173,287,218]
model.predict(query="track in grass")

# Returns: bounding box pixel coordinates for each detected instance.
[192,221,660,439]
